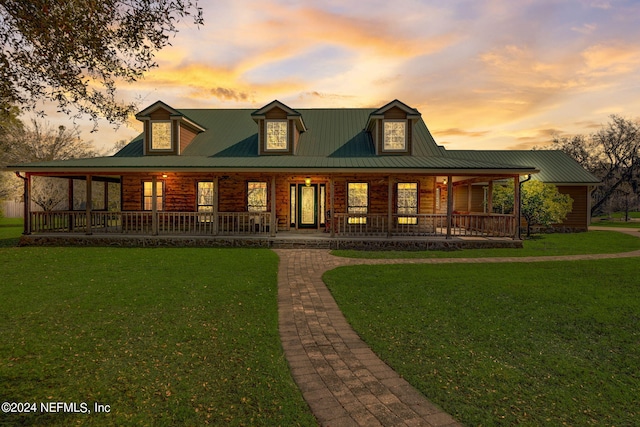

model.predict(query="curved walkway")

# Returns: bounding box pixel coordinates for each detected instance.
[275,227,640,426]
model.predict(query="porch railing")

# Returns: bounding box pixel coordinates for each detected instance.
[334,213,515,238]
[29,211,271,236]
[30,211,516,238]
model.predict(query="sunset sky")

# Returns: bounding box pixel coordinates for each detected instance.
[43,0,640,152]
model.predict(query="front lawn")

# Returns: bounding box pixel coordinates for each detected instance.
[332,230,640,259]
[324,259,640,426]
[592,212,640,228]
[0,245,316,426]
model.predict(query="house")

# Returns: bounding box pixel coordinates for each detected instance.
[6,99,600,249]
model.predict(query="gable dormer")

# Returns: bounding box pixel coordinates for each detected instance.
[251,100,307,155]
[366,100,421,155]
[136,101,206,156]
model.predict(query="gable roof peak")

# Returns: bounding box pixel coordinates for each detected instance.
[371,99,421,117]
[251,99,302,117]
[135,100,183,119]
[251,99,307,133]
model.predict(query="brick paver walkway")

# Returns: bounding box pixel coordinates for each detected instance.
[275,227,640,426]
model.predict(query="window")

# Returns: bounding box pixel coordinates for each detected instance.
[151,121,172,150]
[266,121,288,150]
[347,182,368,224]
[248,182,268,212]
[197,182,214,213]
[397,182,418,225]
[143,181,163,210]
[383,120,407,151]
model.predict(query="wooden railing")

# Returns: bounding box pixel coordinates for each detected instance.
[451,213,515,237]
[30,211,271,236]
[334,213,516,238]
[30,211,516,238]
[334,213,388,236]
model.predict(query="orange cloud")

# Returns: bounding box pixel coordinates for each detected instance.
[580,41,640,76]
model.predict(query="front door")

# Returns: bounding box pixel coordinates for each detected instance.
[298,184,317,228]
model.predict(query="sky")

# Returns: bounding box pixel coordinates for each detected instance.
[40,0,640,152]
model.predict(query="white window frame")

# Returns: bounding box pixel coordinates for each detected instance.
[196,181,215,222]
[383,120,407,151]
[150,121,173,151]
[143,181,164,211]
[247,181,268,212]
[347,182,368,224]
[397,182,418,225]
[265,120,288,151]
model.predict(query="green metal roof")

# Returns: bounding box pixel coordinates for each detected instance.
[115,108,446,159]
[5,106,597,183]
[446,150,600,184]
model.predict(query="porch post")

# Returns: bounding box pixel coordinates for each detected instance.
[68,179,74,210]
[514,175,521,240]
[487,180,493,214]
[85,175,93,235]
[103,181,109,211]
[467,183,472,211]
[387,176,393,238]
[23,173,31,235]
[151,175,158,235]
[330,177,335,238]
[270,175,276,237]
[213,176,219,235]
[446,176,453,239]
[68,179,74,232]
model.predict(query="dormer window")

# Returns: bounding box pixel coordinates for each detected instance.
[266,120,288,150]
[367,100,420,155]
[151,121,172,150]
[136,101,206,156]
[252,100,306,155]
[383,120,407,151]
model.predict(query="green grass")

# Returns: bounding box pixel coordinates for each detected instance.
[594,211,640,219]
[332,230,640,259]
[0,244,316,426]
[324,259,640,426]
[591,219,640,228]
[0,217,23,247]
[592,211,640,228]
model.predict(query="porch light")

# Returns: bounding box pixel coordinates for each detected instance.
[162,173,168,178]
[305,177,311,187]
[442,178,447,185]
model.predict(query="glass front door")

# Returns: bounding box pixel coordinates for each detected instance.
[298,184,317,228]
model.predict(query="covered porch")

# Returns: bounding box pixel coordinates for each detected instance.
[19,171,525,244]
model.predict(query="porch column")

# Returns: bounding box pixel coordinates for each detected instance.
[514,175,521,240]
[446,176,453,239]
[213,176,219,235]
[151,175,158,235]
[467,183,472,211]
[330,177,335,238]
[103,181,109,211]
[487,180,493,214]
[68,179,74,232]
[22,173,31,235]
[270,176,276,237]
[85,175,93,235]
[387,176,393,238]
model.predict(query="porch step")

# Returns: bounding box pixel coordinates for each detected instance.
[270,238,332,249]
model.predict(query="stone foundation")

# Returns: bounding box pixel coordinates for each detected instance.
[19,234,522,251]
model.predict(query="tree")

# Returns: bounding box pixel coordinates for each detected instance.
[550,115,640,216]
[1,118,98,164]
[0,117,100,211]
[493,181,573,237]
[0,0,202,126]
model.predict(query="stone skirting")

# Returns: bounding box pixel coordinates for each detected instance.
[19,234,522,251]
